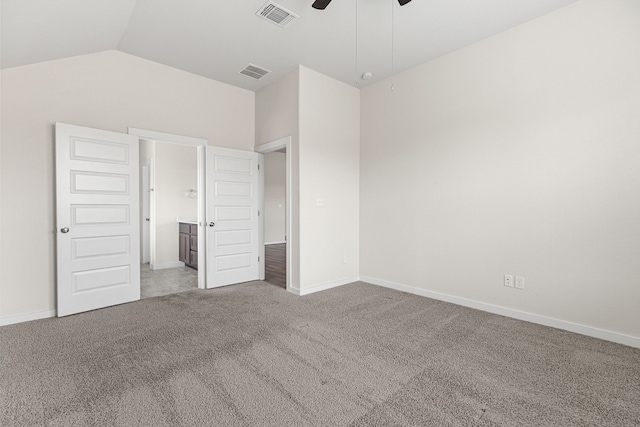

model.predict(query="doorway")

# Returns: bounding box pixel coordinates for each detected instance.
[256,136,292,292]
[263,151,286,289]
[129,128,207,297]
[140,140,199,298]
[55,123,263,316]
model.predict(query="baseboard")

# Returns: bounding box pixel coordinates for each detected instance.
[265,241,286,246]
[290,276,359,296]
[287,287,301,296]
[360,276,640,349]
[1,309,56,326]
[150,261,185,270]
[6,278,634,349]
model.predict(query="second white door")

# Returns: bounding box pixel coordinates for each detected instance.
[206,147,262,288]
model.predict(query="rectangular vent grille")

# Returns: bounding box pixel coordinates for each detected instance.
[256,1,298,28]
[239,64,271,80]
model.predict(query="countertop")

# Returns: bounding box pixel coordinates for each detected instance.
[176,216,198,225]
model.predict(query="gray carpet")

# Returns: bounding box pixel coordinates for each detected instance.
[1,281,639,426]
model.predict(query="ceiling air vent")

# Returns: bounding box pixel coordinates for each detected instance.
[256,1,299,28]
[239,63,271,80]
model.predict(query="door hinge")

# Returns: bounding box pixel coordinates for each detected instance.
[258,256,260,262]
[258,210,260,216]
[258,164,260,170]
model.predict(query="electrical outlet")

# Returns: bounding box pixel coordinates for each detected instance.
[515,276,525,290]
[504,274,514,288]
[316,198,325,207]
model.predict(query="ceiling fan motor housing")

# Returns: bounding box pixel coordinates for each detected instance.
[312,0,412,10]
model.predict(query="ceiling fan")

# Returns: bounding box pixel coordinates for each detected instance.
[312,0,412,10]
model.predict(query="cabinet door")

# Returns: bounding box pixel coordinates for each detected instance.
[190,233,198,251]
[189,250,198,269]
[179,233,189,263]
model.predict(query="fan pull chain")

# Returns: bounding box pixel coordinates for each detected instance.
[355,0,358,86]
[391,0,395,92]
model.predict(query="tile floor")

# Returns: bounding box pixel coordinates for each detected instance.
[140,263,198,299]
[140,244,285,299]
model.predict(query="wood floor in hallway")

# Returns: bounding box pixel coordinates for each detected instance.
[265,243,286,289]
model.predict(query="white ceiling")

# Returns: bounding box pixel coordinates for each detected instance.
[1,0,580,91]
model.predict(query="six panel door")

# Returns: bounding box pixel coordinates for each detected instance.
[206,146,262,288]
[56,123,140,316]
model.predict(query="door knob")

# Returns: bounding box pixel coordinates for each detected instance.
[208,222,215,227]
[145,218,150,221]
[60,227,70,233]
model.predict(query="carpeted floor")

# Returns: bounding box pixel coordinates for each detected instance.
[1,281,639,426]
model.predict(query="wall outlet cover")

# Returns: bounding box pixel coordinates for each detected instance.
[515,276,525,290]
[504,274,514,288]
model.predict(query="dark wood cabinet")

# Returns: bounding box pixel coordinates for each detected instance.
[179,222,198,270]
[179,232,189,264]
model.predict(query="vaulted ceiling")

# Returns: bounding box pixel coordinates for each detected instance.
[1,0,580,91]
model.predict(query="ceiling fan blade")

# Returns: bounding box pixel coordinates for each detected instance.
[312,0,333,10]
[398,0,412,5]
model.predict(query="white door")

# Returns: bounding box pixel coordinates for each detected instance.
[206,147,262,288]
[56,123,140,316]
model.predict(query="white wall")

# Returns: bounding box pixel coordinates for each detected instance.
[264,151,286,245]
[255,67,300,289]
[153,142,197,268]
[299,66,360,290]
[0,50,254,320]
[360,0,640,340]
[256,66,360,292]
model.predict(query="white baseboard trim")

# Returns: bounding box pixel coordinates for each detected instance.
[151,261,185,270]
[287,287,301,296]
[289,276,359,296]
[265,241,286,246]
[360,276,640,349]
[1,309,57,326]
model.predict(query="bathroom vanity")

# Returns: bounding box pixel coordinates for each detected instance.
[178,221,198,270]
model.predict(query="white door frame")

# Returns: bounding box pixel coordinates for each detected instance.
[128,128,207,289]
[148,159,157,268]
[255,136,292,293]
[141,163,151,264]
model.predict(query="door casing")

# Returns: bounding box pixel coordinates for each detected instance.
[141,163,151,264]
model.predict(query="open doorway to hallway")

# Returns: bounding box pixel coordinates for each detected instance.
[256,135,293,291]
[263,150,287,289]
